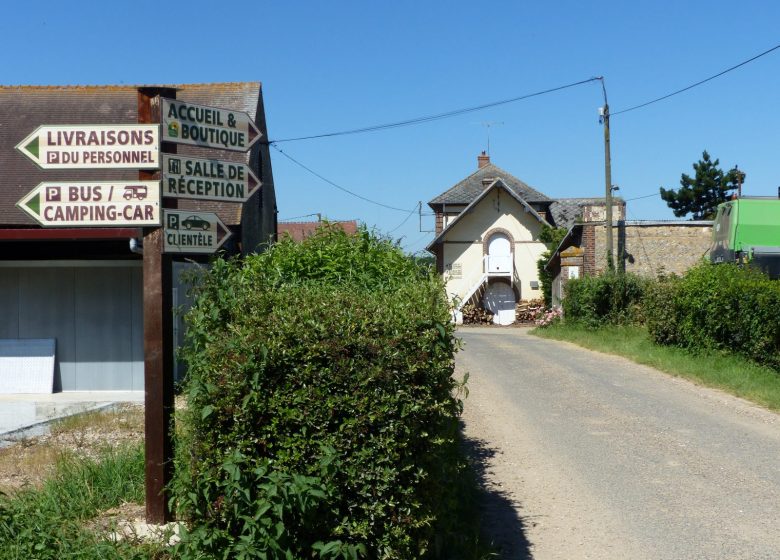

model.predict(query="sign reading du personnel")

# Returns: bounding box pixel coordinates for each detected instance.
[15,125,159,170]
[162,209,232,254]
[161,154,261,203]
[17,181,161,227]
[161,98,262,152]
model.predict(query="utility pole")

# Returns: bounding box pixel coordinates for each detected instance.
[598,77,614,271]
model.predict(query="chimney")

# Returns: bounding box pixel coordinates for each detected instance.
[477,151,490,169]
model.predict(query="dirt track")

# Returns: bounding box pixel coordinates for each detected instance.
[458,327,780,560]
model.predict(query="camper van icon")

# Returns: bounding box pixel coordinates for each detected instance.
[123,185,148,201]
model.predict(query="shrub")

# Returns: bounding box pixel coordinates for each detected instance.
[644,262,780,368]
[643,274,682,346]
[173,226,466,559]
[562,271,648,329]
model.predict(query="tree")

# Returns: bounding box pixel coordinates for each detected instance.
[536,225,568,307]
[660,151,745,220]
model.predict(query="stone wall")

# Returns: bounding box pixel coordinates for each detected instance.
[591,221,713,277]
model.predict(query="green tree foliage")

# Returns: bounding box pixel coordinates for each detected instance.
[660,150,745,220]
[173,225,470,559]
[536,226,568,307]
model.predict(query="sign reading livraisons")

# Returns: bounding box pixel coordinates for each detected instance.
[161,98,262,152]
[17,181,161,227]
[162,209,232,254]
[161,154,261,203]
[16,125,160,170]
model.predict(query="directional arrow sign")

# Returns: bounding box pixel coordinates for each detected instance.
[161,98,262,152]
[17,181,161,227]
[15,125,159,170]
[161,154,261,203]
[162,210,232,254]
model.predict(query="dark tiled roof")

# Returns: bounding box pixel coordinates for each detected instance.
[0,83,263,226]
[548,198,612,229]
[429,162,551,206]
[278,220,358,242]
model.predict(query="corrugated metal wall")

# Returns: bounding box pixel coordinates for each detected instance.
[0,262,143,391]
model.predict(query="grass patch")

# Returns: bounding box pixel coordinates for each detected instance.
[533,323,780,411]
[0,443,161,559]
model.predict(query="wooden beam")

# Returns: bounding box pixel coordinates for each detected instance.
[139,87,177,524]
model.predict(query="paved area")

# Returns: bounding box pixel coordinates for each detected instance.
[458,327,780,560]
[0,391,144,446]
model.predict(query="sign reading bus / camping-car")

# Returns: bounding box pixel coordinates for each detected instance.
[16,181,161,227]
[15,125,160,170]
[162,209,232,254]
[161,154,261,203]
[161,98,262,152]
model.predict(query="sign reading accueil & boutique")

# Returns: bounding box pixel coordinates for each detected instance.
[161,98,262,152]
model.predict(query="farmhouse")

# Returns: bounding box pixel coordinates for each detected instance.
[427,152,622,324]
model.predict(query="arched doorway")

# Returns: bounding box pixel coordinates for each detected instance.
[487,232,512,274]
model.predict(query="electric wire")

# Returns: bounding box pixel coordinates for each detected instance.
[271,144,414,213]
[387,203,419,235]
[625,192,659,202]
[612,42,780,116]
[403,232,434,252]
[279,212,321,221]
[269,77,601,143]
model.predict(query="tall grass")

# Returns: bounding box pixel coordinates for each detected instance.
[534,324,780,411]
[0,443,158,559]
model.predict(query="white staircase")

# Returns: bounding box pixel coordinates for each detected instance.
[452,256,517,323]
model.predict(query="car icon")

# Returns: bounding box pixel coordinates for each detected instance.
[182,215,211,230]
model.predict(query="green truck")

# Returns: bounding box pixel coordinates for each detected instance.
[710,197,780,278]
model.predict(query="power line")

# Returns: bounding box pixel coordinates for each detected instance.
[625,192,659,202]
[387,203,418,235]
[269,77,601,143]
[403,232,434,253]
[279,212,321,221]
[271,144,414,213]
[612,42,780,116]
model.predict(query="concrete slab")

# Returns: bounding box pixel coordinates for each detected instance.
[0,391,144,447]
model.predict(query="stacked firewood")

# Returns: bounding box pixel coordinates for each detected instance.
[516,299,545,323]
[461,304,494,324]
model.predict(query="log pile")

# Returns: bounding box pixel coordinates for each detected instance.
[516,299,545,323]
[461,304,494,324]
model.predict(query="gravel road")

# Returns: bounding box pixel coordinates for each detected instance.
[458,327,780,560]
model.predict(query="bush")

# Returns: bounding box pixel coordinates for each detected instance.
[173,226,467,559]
[644,263,780,368]
[643,274,682,346]
[562,271,648,329]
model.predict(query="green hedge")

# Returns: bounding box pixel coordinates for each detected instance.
[645,263,780,368]
[562,271,648,329]
[172,226,466,559]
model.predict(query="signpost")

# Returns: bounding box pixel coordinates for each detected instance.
[162,154,261,203]
[161,98,262,152]
[17,181,161,227]
[162,209,231,254]
[11,91,264,525]
[16,124,159,170]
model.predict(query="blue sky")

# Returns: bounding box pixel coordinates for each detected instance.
[4,1,780,254]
